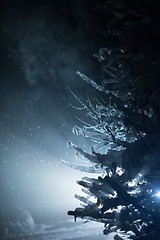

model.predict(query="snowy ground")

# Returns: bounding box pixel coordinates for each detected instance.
[0,211,114,240]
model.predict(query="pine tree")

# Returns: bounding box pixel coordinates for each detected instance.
[64,1,160,239]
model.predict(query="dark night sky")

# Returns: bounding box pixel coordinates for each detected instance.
[0,0,109,239]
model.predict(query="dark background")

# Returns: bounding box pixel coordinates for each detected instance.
[0,0,109,238]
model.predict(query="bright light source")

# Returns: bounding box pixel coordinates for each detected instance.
[155,191,160,198]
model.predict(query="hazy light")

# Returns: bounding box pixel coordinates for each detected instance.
[155,191,160,198]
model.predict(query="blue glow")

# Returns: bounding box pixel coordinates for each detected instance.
[155,191,160,197]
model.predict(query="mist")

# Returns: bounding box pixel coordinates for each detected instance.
[0,1,107,239]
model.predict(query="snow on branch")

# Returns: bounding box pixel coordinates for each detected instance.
[76,71,109,94]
